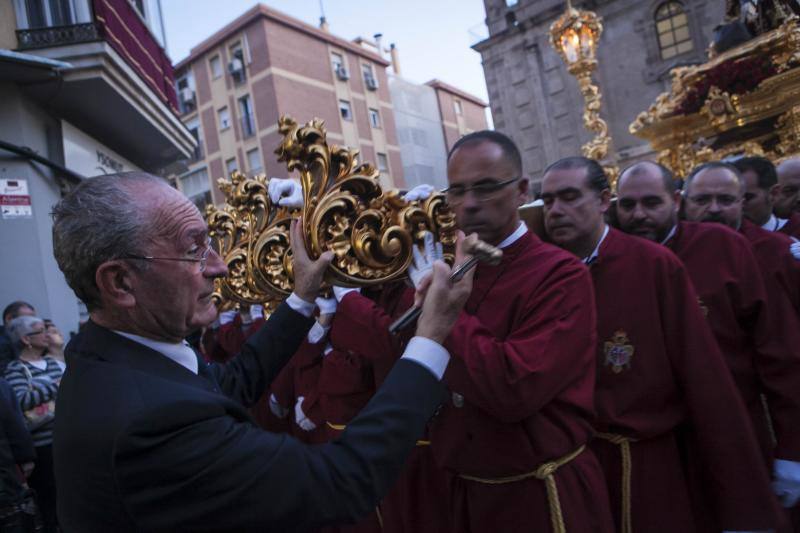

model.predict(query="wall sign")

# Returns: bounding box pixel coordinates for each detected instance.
[0,179,33,219]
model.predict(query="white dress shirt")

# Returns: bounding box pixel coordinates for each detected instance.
[497,221,528,249]
[762,214,789,232]
[583,224,610,265]
[113,330,199,374]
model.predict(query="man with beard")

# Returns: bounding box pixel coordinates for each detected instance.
[541,156,778,532]
[776,157,800,239]
[429,132,614,533]
[617,161,800,518]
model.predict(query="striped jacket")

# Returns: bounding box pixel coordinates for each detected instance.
[4,356,63,447]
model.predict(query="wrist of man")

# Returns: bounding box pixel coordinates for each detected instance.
[287,293,316,317]
[415,321,448,345]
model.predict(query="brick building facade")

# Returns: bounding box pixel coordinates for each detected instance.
[172,4,405,207]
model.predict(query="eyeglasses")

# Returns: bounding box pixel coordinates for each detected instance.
[124,237,214,273]
[443,177,521,206]
[25,330,45,337]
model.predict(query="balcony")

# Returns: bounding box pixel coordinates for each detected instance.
[240,112,256,139]
[190,141,205,162]
[14,0,195,171]
[16,23,101,50]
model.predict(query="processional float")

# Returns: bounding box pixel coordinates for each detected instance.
[206,116,458,313]
[630,9,800,178]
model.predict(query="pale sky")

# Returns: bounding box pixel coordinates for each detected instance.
[162,0,490,103]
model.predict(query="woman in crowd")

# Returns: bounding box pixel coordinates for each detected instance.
[43,320,65,371]
[4,316,64,533]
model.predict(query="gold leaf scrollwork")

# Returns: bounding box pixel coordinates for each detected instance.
[207,116,458,309]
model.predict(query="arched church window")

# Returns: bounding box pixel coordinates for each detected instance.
[655,2,693,59]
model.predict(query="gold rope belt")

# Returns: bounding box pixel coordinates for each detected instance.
[596,432,638,533]
[458,444,586,533]
[326,422,430,446]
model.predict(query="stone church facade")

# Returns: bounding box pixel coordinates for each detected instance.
[475,0,726,190]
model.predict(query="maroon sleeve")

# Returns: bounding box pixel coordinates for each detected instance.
[748,261,800,461]
[270,356,295,408]
[661,258,780,528]
[216,315,246,359]
[331,291,411,362]
[443,262,597,423]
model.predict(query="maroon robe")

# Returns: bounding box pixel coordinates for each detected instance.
[665,221,800,464]
[591,228,779,531]
[430,230,614,533]
[322,285,451,533]
[741,219,800,314]
[779,212,800,240]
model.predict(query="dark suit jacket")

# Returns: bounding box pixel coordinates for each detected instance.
[53,302,444,532]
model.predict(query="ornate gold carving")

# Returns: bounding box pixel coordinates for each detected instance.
[699,87,738,128]
[775,106,800,158]
[630,16,800,178]
[207,116,457,309]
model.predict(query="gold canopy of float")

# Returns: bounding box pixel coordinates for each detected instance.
[629,14,800,178]
[206,115,457,312]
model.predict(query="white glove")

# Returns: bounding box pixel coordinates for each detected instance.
[323,343,333,357]
[250,304,264,321]
[295,396,317,431]
[407,231,443,289]
[790,241,800,260]
[268,177,303,208]
[332,286,360,303]
[268,394,289,419]
[307,321,330,344]
[403,183,435,202]
[315,296,338,316]
[219,310,237,325]
[773,458,800,507]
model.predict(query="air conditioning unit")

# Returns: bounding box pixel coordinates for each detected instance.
[228,57,246,83]
[364,75,379,91]
[336,66,350,81]
[228,57,244,73]
[180,88,195,103]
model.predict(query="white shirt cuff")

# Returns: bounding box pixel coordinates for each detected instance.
[287,293,315,317]
[307,321,330,344]
[400,336,450,380]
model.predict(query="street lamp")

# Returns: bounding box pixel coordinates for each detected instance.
[549,1,618,185]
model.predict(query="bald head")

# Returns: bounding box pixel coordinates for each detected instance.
[619,161,676,195]
[776,157,800,217]
[616,160,680,242]
[683,163,744,229]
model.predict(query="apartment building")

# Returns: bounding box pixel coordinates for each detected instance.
[172,4,405,208]
[0,0,194,333]
[426,79,489,152]
[389,75,488,190]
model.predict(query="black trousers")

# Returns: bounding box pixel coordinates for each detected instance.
[28,445,56,533]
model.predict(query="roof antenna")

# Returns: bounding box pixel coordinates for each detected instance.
[319,0,329,31]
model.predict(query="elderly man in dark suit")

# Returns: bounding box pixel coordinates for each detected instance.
[50,172,472,532]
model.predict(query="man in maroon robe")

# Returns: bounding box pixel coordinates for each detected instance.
[617,161,800,518]
[323,283,451,533]
[541,156,779,532]
[428,132,614,533]
[776,157,800,239]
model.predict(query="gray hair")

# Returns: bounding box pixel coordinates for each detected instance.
[51,172,169,311]
[6,315,45,352]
